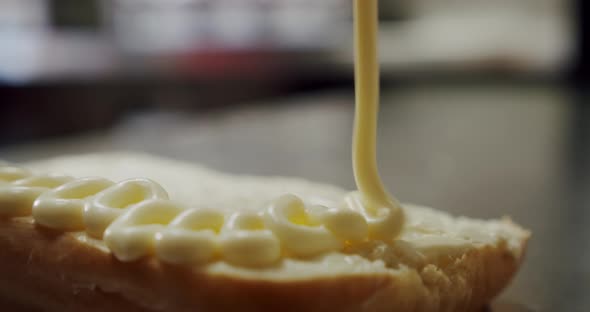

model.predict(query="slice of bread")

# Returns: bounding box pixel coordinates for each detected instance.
[0,153,529,312]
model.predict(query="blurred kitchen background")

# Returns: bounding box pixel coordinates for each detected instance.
[0,0,588,311]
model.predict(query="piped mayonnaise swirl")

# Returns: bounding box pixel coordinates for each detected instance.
[0,163,405,267]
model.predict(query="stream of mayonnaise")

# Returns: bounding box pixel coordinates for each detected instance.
[351,0,404,239]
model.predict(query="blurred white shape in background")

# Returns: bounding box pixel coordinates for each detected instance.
[0,0,116,83]
[271,0,349,49]
[110,0,209,54]
[109,0,350,54]
[378,0,572,74]
[0,0,48,82]
[407,0,564,16]
[210,0,267,49]
[0,0,574,82]
[333,0,572,75]
[380,9,571,73]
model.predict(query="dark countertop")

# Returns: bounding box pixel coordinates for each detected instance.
[1,84,587,311]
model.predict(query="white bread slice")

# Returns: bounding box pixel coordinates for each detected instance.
[0,153,529,312]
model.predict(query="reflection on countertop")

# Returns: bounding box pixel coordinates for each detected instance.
[488,301,537,312]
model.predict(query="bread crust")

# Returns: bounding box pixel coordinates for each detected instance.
[0,217,527,312]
